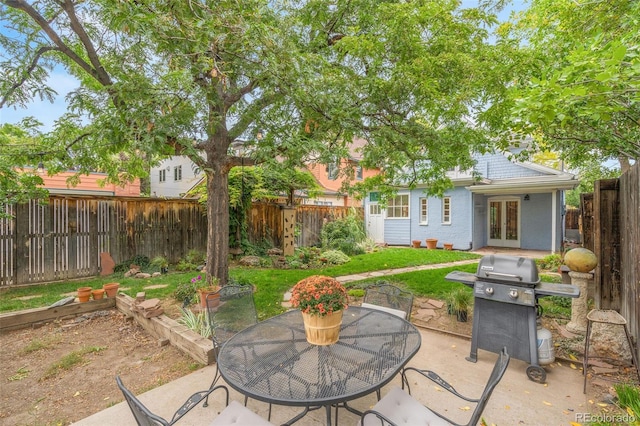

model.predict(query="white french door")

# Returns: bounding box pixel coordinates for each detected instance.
[487,198,521,248]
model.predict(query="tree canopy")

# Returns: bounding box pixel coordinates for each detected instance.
[497,0,640,171]
[0,0,521,284]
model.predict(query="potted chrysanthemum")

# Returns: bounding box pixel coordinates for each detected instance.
[290,275,349,345]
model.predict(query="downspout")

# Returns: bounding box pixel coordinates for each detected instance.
[551,190,557,253]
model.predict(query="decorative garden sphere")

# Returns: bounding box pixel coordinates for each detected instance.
[563,248,597,273]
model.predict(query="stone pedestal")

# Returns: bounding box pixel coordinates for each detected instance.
[566,271,592,334]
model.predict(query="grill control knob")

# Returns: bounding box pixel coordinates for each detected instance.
[485,287,494,296]
[509,289,519,299]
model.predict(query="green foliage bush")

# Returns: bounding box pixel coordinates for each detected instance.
[319,250,350,265]
[320,213,366,256]
[536,254,562,271]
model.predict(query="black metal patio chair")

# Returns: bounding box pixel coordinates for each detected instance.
[362,283,414,320]
[116,376,272,426]
[359,346,510,426]
[203,284,275,419]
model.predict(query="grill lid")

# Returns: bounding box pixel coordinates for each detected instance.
[476,255,540,287]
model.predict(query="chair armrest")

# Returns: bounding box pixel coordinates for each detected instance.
[402,366,479,403]
[171,384,229,423]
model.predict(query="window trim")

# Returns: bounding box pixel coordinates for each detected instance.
[174,165,182,182]
[159,169,166,183]
[419,197,428,225]
[386,194,409,219]
[327,163,339,180]
[442,196,451,224]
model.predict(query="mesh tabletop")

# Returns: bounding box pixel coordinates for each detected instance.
[217,306,422,407]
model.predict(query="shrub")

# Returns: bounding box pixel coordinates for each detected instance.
[320,213,366,256]
[536,254,562,271]
[319,250,350,265]
[184,250,206,266]
[130,254,151,268]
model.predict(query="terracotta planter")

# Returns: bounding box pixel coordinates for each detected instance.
[103,283,120,297]
[426,238,438,249]
[91,289,105,300]
[77,287,92,303]
[411,240,422,248]
[198,287,221,309]
[443,243,453,251]
[301,310,343,345]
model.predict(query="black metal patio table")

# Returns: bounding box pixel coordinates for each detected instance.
[216,306,422,425]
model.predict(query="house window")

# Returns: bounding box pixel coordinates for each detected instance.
[174,165,182,181]
[356,165,363,180]
[159,169,166,183]
[387,194,409,218]
[327,163,339,180]
[419,198,428,224]
[442,197,451,224]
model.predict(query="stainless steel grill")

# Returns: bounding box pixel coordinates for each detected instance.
[446,254,579,383]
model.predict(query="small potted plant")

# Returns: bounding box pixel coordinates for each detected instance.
[194,275,221,309]
[449,287,473,322]
[290,275,349,345]
[151,255,169,274]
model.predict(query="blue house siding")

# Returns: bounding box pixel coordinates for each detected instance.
[406,187,473,250]
[365,152,576,252]
[383,218,411,245]
[474,153,545,179]
[520,193,553,249]
[378,187,473,249]
[472,194,487,250]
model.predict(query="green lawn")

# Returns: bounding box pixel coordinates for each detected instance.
[0,248,480,318]
[0,247,568,320]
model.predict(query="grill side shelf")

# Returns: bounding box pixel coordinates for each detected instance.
[535,282,580,298]
[444,271,477,288]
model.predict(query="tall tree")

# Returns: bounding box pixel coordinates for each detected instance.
[498,0,640,171]
[1,0,511,284]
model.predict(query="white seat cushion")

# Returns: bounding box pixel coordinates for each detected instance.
[210,400,273,425]
[361,303,407,319]
[359,387,451,426]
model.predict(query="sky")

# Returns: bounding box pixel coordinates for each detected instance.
[0,71,79,131]
[0,1,528,133]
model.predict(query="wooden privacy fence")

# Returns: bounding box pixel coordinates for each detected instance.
[1,196,207,287]
[581,163,639,362]
[248,203,362,248]
[1,197,363,287]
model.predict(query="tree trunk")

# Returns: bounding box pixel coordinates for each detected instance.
[618,156,631,174]
[205,153,230,286]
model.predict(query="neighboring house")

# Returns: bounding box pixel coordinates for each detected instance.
[150,138,381,205]
[305,138,379,207]
[364,152,578,252]
[38,169,141,196]
[149,156,202,198]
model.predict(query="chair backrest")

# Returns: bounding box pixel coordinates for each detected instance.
[116,376,169,426]
[206,285,258,353]
[363,284,414,320]
[468,347,511,426]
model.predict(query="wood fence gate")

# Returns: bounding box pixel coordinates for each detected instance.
[581,163,639,361]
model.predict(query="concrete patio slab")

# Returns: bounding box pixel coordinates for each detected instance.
[73,327,591,426]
